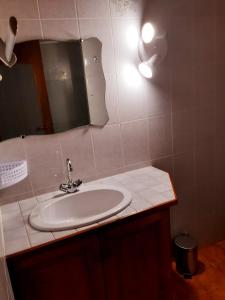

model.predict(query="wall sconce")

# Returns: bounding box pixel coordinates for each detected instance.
[0,16,18,68]
[138,22,167,78]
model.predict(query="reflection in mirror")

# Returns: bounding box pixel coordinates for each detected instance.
[0,38,109,142]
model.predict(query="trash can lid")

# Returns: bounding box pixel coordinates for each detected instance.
[174,234,197,250]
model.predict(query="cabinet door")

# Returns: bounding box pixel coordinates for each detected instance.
[100,211,172,300]
[7,233,105,300]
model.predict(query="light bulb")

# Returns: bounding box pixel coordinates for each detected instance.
[138,62,153,79]
[142,23,155,44]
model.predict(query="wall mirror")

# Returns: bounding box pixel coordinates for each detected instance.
[0,38,109,141]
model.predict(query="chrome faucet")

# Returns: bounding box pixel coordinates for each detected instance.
[59,158,82,193]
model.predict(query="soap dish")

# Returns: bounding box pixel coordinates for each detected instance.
[0,160,28,190]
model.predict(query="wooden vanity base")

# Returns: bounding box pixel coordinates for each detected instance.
[7,206,173,300]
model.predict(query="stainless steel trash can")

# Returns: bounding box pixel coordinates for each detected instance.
[174,234,198,278]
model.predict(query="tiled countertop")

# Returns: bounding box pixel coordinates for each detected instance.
[0,166,176,256]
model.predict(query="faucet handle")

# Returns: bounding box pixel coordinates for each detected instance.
[59,179,82,193]
[74,179,82,187]
[59,183,69,193]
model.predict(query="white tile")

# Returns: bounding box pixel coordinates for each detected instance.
[131,195,151,212]
[151,183,173,193]
[114,174,162,193]
[161,190,176,200]
[19,197,38,216]
[53,229,77,239]
[119,180,147,193]
[160,174,171,182]
[133,166,166,177]
[137,188,166,204]
[5,237,30,256]
[88,176,119,186]
[36,192,54,203]
[2,212,24,230]
[4,227,27,242]
[117,205,136,218]
[109,0,143,18]
[128,167,152,175]
[85,179,102,186]
[76,0,110,18]
[111,172,131,182]
[1,202,20,214]
[130,172,163,186]
[150,196,171,207]
[114,176,135,185]
[23,215,40,235]
[29,232,54,247]
[149,167,168,177]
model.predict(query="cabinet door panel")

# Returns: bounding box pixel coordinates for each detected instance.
[100,212,172,300]
[7,234,104,300]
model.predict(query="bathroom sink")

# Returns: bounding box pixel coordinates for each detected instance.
[29,184,132,231]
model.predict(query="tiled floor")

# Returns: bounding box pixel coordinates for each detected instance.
[173,240,225,299]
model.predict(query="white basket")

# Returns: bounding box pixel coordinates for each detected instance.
[0,160,28,190]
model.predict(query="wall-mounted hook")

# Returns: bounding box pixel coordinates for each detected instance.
[0,16,18,68]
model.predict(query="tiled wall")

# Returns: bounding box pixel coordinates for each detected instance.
[167,0,225,245]
[0,0,225,246]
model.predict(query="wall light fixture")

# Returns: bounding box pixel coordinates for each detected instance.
[138,22,167,79]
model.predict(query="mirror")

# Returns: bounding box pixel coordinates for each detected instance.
[0,38,109,141]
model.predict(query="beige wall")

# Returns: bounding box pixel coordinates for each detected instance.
[0,0,225,246]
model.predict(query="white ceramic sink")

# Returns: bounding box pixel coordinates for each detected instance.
[29,184,132,231]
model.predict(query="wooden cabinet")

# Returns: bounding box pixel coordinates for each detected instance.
[7,234,105,300]
[99,210,172,300]
[7,208,173,300]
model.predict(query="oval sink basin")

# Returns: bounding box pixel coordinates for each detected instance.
[29,184,132,231]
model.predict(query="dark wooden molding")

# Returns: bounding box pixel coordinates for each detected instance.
[15,41,54,134]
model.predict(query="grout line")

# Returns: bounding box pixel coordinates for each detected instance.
[17,202,32,248]
[170,108,174,155]
[151,153,174,162]
[146,118,151,162]
[108,0,126,167]
[21,138,35,198]
[119,122,126,167]
[120,113,172,125]
[0,17,139,22]
[90,127,98,175]
[16,18,78,21]
[58,138,67,182]
[36,0,44,39]
[0,210,6,256]
[72,0,81,38]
